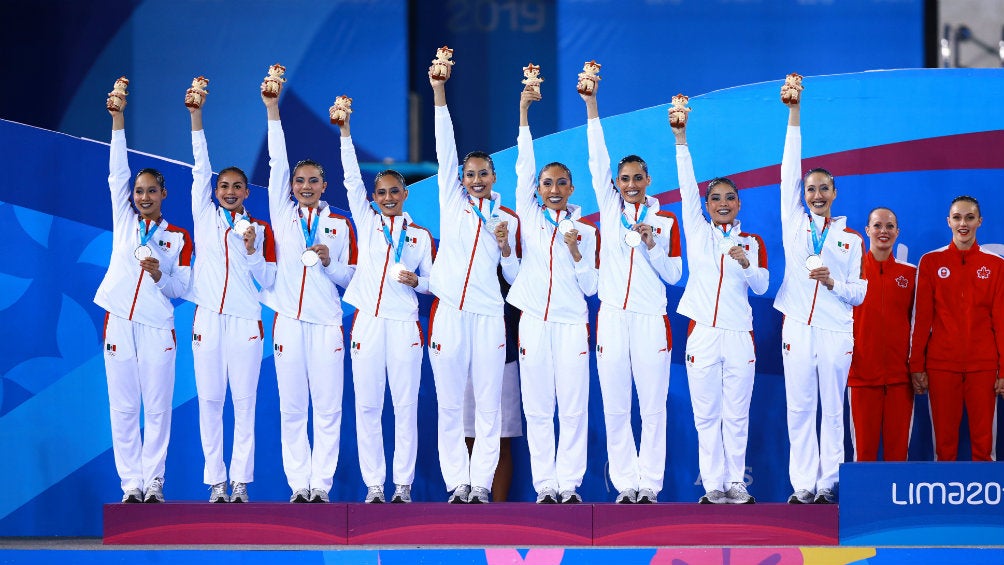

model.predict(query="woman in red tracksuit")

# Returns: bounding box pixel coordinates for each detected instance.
[909,196,1004,461]
[848,207,915,461]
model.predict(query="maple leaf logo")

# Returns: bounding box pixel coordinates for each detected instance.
[977,266,991,279]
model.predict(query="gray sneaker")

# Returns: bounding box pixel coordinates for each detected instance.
[467,486,491,504]
[814,488,836,504]
[144,477,165,503]
[122,488,143,503]
[230,481,248,503]
[616,488,638,504]
[209,482,229,503]
[560,490,582,504]
[448,484,471,504]
[290,488,310,503]
[309,488,329,503]
[535,487,559,504]
[636,488,658,504]
[391,484,412,503]
[787,489,815,504]
[698,489,728,504]
[365,485,385,504]
[726,482,755,504]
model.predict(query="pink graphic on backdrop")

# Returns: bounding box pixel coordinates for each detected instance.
[485,548,566,565]
[650,547,804,565]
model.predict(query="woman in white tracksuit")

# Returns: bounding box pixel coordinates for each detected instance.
[776,82,866,505]
[508,86,599,504]
[336,107,435,504]
[581,78,683,504]
[261,80,357,504]
[96,90,192,504]
[672,110,768,505]
[428,61,521,504]
[186,95,276,503]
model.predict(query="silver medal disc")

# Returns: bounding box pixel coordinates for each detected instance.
[719,240,735,254]
[389,262,407,279]
[134,245,153,260]
[624,230,642,248]
[485,216,501,233]
[301,249,320,267]
[557,219,575,235]
[804,254,824,270]
[233,219,252,235]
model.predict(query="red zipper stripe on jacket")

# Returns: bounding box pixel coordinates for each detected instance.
[458,218,482,311]
[296,208,314,320]
[543,224,559,321]
[128,271,144,320]
[712,254,725,327]
[219,227,232,313]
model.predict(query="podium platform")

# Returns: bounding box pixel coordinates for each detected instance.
[104,502,838,546]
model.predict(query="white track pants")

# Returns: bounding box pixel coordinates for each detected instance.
[103,313,176,492]
[782,319,852,492]
[350,312,423,488]
[685,324,755,493]
[272,314,345,493]
[518,315,589,494]
[192,307,263,485]
[595,305,672,495]
[428,301,505,491]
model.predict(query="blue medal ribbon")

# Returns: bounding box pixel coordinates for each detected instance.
[468,196,497,229]
[809,215,831,255]
[543,208,566,229]
[620,203,649,231]
[299,207,321,249]
[223,209,248,231]
[370,202,408,263]
[138,218,159,246]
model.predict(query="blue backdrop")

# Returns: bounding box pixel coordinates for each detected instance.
[2,68,1004,536]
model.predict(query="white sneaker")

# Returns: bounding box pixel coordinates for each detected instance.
[290,488,311,503]
[230,481,248,503]
[144,477,164,503]
[448,484,470,504]
[698,490,727,504]
[616,488,638,504]
[535,487,559,504]
[636,488,658,504]
[209,482,229,503]
[560,490,582,504]
[726,482,755,504]
[814,488,836,504]
[787,489,815,504]
[121,488,143,503]
[391,484,412,503]
[467,486,491,504]
[365,485,385,503]
[310,488,329,503]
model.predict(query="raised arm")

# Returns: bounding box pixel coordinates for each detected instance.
[338,107,369,222]
[190,94,214,219]
[780,101,803,231]
[263,82,292,219]
[515,86,541,219]
[107,93,133,228]
[674,120,708,240]
[430,62,464,212]
[581,83,616,212]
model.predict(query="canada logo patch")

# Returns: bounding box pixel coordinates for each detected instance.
[896,275,909,288]
[978,266,991,279]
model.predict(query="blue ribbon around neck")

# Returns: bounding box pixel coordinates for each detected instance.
[371,202,408,263]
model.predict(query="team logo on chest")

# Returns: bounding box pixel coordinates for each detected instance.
[323,226,338,238]
[978,266,991,279]
[835,240,851,253]
[782,342,792,355]
[105,343,117,357]
[158,239,172,250]
[938,266,951,279]
[193,333,202,347]
[895,275,909,288]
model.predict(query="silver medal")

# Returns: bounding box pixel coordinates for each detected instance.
[485,215,501,233]
[301,249,320,267]
[624,230,642,248]
[719,239,736,254]
[389,262,407,279]
[233,219,252,235]
[557,219,575,235]
[804,254,824,270]
[134,245,153,260]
